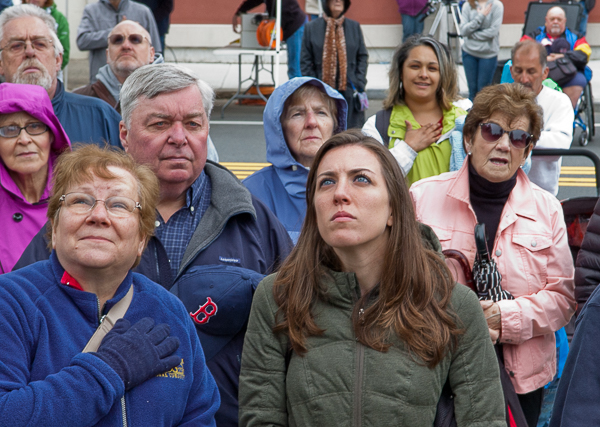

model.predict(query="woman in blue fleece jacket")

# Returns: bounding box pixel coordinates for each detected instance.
[0,145,219,426]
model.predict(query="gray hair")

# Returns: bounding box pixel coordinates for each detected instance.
[120,64,215,128]
[0,4,64,57]
[511,40,547,70]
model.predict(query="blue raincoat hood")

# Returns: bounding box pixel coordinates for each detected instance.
[263,77,347,196]
[244,77,347,243]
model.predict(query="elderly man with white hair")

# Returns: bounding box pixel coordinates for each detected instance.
[0,4,122,147]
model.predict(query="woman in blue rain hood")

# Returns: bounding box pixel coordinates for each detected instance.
[243,77,347,243]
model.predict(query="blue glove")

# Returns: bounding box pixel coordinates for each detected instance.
[94,317,180,391]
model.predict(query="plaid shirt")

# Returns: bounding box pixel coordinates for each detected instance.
[154,171,212,276]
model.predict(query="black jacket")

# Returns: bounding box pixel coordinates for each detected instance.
[236,0,306,40]
[300,13,368,128]
[575,198,600,315]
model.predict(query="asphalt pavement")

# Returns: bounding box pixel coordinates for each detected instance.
[66,56,600,200]
[209,94,600,200]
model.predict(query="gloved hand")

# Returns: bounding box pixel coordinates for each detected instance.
[94,317,180,391]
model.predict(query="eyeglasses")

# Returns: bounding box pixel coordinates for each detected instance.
[479,122,533,149]
[0,122,48,138]
[59,193,142,217]
[108,33,148,46]
[0,38,53,55]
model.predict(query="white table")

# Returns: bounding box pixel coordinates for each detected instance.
[213,47,285,118]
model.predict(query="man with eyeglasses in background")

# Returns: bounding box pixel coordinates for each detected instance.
[74,20,161,112]
[77,0,161,84]
[510,40,573,197]
[0,4,123,148]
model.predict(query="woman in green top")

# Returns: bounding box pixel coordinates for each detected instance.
[23,0,69,69]
[239,130,505,426]
[363,35,469,185]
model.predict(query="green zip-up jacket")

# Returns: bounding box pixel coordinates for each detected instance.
[47,4,69,69]
[239,231,506,426]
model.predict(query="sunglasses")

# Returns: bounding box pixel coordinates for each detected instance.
[108,33,148,45]
[479,122,533,149]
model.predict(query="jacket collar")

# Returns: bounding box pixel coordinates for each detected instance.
[49,250,134,323]
[179,161,256,273]
[448,159,538,222]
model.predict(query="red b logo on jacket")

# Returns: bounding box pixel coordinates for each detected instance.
[190,297,218,324]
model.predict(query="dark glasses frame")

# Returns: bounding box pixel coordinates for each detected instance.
[0,122,49,138]
[108,33,148,46]
[478,122,533,150]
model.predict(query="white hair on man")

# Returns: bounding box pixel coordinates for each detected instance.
[0,4,63,57]
[120,63,215,128]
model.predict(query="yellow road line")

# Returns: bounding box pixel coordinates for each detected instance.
[222,162,600,186]
[220,162,271,180]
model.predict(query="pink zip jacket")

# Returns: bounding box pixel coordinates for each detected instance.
[410,161,575,394]
[0,83,71,274]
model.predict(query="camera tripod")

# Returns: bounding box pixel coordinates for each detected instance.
[420,0,464,63]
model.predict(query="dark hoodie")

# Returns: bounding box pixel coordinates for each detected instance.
[321,0,350,18]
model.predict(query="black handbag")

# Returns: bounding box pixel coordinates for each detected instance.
[473,224,514,302]
[547,56,578,87]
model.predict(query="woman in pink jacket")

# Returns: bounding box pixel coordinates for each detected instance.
[0,83,70,273]
[410,83,575,427]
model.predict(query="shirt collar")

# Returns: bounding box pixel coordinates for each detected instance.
[186,170,207,209]
[60,271,84,291]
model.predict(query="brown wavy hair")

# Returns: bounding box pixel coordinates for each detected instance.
[463,83,543,149]
[47,144,159,268]
[273,130,461,368]
[383,35,459,111]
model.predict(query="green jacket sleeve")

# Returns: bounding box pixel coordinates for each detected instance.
[449,285,507,427]
[50,7,70,69]
[239,275,289,426]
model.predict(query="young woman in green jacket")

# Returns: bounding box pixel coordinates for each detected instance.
[239,130,506,426]
[362,35,471,186]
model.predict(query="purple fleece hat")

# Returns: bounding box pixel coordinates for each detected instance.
[551,38,571,54]
[0,83,71,154]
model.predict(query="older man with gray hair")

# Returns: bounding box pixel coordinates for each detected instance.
[0,4,122,147]
[510,40,573,196]
[16,63,293,427]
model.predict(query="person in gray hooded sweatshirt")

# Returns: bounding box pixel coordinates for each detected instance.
[77,0,161,84]
[243,77,347,243]
[460,0,504,101]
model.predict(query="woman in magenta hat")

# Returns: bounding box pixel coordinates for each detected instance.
[0,83,70,273]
